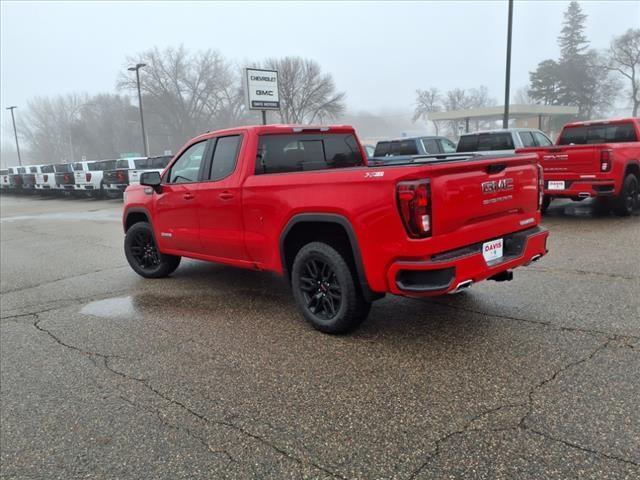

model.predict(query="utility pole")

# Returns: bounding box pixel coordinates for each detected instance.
[6,106,22,166]
[128,63,149,156]
[503,0,514,129]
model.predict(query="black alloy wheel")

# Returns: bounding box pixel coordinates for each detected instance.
[299,257,343,320]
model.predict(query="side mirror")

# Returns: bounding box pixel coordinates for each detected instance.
[140,171,162,193]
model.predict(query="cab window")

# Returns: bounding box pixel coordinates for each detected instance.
[440,139,457,153]
[209,135,241,181]
[533,132,553,146]
[169,141,207,183]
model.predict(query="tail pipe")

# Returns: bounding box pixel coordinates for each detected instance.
[449,279,473,294]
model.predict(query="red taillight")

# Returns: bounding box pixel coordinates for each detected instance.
[117,170,125,181]
[536,163,544,210]
[43,174,48,182]
[64,174,70,182]
[600,149,613,172]
[396,180,431,238]
[86,172,92,182]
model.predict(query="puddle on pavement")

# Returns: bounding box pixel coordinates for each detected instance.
[80,296,140,319]
[1,210,120,223]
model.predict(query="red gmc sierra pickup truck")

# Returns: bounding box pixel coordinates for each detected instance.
[122,125,549,333]
[516,117,640,215]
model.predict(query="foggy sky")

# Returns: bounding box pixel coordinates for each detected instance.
[2,0,639,141]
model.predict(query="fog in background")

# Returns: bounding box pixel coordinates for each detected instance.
[2,0,639,165]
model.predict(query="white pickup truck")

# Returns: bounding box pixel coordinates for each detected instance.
[103,156,172,195]
[72,159,118,198]
[35,164,57,192]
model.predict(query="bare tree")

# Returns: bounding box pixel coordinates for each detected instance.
[413,88,442,135]
[263,57,345,124]
[118,46,242,148]
[19,93,88,163]
[607,28,640,116]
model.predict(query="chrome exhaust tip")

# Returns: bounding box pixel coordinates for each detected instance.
[449,279,473,294]
[525,254,542,266]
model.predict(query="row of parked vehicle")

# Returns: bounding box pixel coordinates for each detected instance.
[367,118,640,216]
[1,156,172,197]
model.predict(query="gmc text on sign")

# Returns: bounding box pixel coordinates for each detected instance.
[245,68,280,110]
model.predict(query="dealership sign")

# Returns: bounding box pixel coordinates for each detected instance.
[245,68,279,110]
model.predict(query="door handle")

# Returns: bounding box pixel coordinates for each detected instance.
[183,193,194,200]
[219,191,234,200]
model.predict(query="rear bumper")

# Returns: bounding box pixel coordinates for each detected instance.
[386,226,549,297]
[543,177,619,198]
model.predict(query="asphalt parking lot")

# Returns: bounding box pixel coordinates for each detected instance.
[1,194,639,479]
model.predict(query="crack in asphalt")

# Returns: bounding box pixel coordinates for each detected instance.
[431,299,640,341]
[1,265,128,295]
[15,286,640,478]
[116,394,243,470]
[408,338,639,479]
[29,311,346,479]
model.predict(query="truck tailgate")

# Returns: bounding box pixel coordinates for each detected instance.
[518,145,601,175]
[429,155,539,236]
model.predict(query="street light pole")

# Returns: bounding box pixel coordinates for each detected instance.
[503,0,514,129]
[6,106,22,166]
[128,63,149,157]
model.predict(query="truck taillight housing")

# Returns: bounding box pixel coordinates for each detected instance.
[117,170,125,181]
[85,172,92,182]
[396,180,431,238]
[600,149,613,172]
[43,175,48,182]
[536,163,544,210]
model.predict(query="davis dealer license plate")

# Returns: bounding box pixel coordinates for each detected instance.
[482,238,504,263]
[547,180,565,190]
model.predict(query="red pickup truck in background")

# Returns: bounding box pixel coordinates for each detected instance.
[517,118,640,216]
[122,125,548,333]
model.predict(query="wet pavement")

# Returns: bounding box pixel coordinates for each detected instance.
[1,194,639,479]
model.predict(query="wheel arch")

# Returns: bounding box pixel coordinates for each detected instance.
[624,160,640,180]
[279,213,382,302]
[123,207,152,233]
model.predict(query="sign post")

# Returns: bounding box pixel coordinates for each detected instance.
[245,68,280,125]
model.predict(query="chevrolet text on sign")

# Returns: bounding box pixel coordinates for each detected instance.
[246,68,280,110]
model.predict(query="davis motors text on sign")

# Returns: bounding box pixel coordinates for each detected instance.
[246,68,280,110]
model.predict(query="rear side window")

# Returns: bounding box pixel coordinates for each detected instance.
[210,135,241,181]
[256,134,363,174]
[17,167,26,174]
[72,162,84,171]
[134,159,150,169]
[116,160,131,169]
[0,170,7,175]
[29,167,38,173]
[54,164,72,173]
[41,165,54,173]
[519,131,536,148]
[559,123,638,145]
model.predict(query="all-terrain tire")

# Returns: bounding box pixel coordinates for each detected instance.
[291,241,371,334]
[124,222,181,278]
